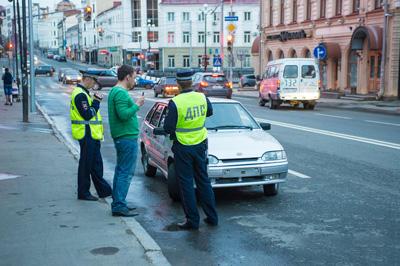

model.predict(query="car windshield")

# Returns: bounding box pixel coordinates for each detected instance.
[65,70,79,75]
[165,77,177,84]
[283,65,298,78]
[302,65,316,78]
[203,75,227,83]
[40,66,51,70]
[103,70,117,76]
[205,103,259,130]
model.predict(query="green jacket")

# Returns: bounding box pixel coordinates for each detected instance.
[108,86,140,139]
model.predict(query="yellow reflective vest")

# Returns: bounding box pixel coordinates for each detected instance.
[70,86,103,140]
[171,91,208,146]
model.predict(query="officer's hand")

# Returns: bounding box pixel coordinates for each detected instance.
[93,92,104,101]
[136,96,145,107]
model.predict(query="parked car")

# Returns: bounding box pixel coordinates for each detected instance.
[153,76,179,97]
[135,76,156,89]
[58,68,71,81]
[34,65,55,76]
[62,69,82,84]
[47,53,54,59]
[58,55,67,62]
[85,69,118,89]
[191,72,232,98]
[53,55,60,61]
[239,74,256,88]
[140,98,288,201]
[259,58,320,110]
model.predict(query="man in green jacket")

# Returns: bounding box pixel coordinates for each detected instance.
[108,65,144,217]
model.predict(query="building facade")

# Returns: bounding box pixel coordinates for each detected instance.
[159,0,259,71]
[37,12,64,53]
[252,0,400,98]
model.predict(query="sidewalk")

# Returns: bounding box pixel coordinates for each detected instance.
[0,102,167,265]
[233,89,400,115]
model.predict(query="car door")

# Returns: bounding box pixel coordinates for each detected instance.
[156,78,165,94]
[147,104,166,167]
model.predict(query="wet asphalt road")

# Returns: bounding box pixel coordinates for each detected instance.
[35,58,400,266]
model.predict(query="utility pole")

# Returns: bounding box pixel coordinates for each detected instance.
[229,0,233,83]
[189,20,193,68]
[12,0,20,98]
[28,0,35,112]
[258,0,263,76]
[377,0,388,99]
[18,0,29,122]
[204,10,207,71]
[220,0,224,70]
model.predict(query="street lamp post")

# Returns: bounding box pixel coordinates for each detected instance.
[147,19,155,71]
[201,4,210,71]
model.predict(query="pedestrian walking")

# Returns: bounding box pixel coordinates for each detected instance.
[2,68,13,105]
[70,71,112,201]
[163,70,218,230]
[108,65,144,217]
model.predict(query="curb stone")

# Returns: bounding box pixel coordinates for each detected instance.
[35,101,171,266]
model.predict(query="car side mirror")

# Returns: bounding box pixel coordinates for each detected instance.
[153,127,167,135]
[260,122,271,131]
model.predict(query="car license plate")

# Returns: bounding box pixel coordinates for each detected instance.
[213,85,223,89]
[283,88,297,92]
[222,168,260,178]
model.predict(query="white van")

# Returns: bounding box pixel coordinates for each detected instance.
[259,58,320,110]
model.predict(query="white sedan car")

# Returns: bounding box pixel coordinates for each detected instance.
[140,98,288,201]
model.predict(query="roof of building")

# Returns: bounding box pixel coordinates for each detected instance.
[97,2,122,17]
[161,0,258,4]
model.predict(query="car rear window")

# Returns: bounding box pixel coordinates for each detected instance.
[302,65,316,78]
[204,75,227,83]
[165,77,177,84]
[246,75,256,79]
[283,65,298,78]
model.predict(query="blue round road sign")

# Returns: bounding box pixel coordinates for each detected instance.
[313,44,327,60]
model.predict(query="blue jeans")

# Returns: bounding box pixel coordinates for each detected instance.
[111,138,138,212]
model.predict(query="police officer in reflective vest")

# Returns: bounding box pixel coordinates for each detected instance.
[70,71,112,201]
[164,70,218,230]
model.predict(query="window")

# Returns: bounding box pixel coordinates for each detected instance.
[244,31,251,43]
[147,31,158,42]
[269,0,273,26]
[198,32,205,43]
[167,12,175,22]
[93,4,95,13]
[244,55,251,67]
[244,12,251,21]
[147,0,159,26]
[280,0,285,24]
[293,0,297,22]
[374,0,382,9]
[283,65,298,78]
[132,31,141,42]
[54,31,56,36]
[213,12,220,21]
[183,55,190,67]
[168,55,175,67]
[213,32,220,43]
[353,0,360,13]
[84,37,86,46]
[320,0,326,18]
[228,11,235,16]
[335,0,342,15]
[150,105,164,126]
[132,0,141,27]
[306,0,311,20]
[94,35,96,44]
[198,12,205,21]
[146,104,158,122]
[183,12,190,21]
[198,55,203,66]
[93,19,96,29]
[183,32,190,43]
[168,32,175,43]
[302,65,316,78]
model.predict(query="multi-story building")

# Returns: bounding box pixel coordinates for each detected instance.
[66,23,80,60]
[58,12,79,56]
[159,0,259,71]
[37,12,64,53]
[252,0,400,98]
[96,2,127,67]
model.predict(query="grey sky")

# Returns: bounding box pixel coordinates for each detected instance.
[0,0,82,10]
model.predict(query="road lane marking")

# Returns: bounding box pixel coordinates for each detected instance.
[288,169,312,179]
[0,173,20,181]
[365,120,400,127]
[315,113,352,120]
[256,118,400,150]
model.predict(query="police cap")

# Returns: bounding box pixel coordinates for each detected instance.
[79,70,99,83]
[176,69,194,81]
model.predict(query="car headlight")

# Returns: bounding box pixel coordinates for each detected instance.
[261,151,286,161]
[66,76,71,80]
[208,155,219,165]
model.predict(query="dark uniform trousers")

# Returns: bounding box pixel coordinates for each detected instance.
[78,133,112,198]
[172,140,218,227]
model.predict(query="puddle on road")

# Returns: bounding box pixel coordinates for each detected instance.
[90,247,119,256]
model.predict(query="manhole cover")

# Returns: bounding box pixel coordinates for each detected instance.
[90,247,119,256]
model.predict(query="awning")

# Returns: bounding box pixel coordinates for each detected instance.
[251,36,260,55]
[350,26,382,51]
[322,42,341,59]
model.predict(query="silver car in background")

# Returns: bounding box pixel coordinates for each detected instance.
[140,98,288,201]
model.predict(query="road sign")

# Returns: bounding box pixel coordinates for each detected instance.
[213,56,222,67]
[225,16,238,21]
[313,44,327,60]
[227,23,236,33]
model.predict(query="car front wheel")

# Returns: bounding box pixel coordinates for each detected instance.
[168,163,180,201]
[141,149,157,177]
[258,98,266,106]
[263,183,279,196]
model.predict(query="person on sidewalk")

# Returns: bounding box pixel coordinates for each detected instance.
[108,65,144,217]
[163,70,218,230]
[2,68,13,105]
[70,71,112,201]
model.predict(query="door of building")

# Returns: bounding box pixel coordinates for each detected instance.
[368,52,381,93]
[349,51,358,93]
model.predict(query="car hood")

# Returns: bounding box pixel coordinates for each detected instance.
[207,129,284,159]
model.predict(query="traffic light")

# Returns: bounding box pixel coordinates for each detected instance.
[227,34,233,53]
[6,42,13,51]
[84,5,92,21]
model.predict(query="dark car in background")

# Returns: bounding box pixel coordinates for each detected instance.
[153,76,179,97]
[62,69,82,84]
[47,53,54,59]
[135,76,156,89]
[191,72,232,99]
[85,69,118,89]
[34,65,55,76]
[239,74,256,88]
[57,55,67,62]
[58,68,71,81]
